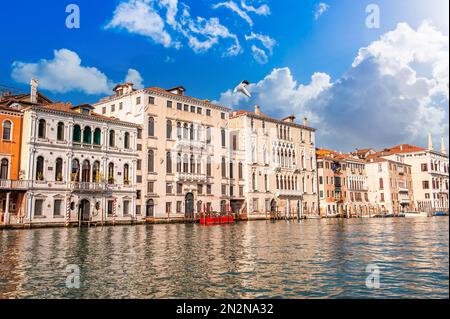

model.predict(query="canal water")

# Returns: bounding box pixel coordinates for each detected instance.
[0,218,448,299]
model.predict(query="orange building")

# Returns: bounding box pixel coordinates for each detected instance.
[0,82,53,224]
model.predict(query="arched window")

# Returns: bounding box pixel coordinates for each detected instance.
[148,117,155,137]
[183,123,188,140]
[108,163,115,184]
[177,153,182,173]
[38,119,46,139]
[177,122,182,139]
[81,160,90,183]
[93,128,101,145]
[2,120,12,141]
[221,129,226,147]
[166,120,172,139]
[221,157,226,177]
[56,122,64,141]
[148,150,155,173]
[123,164,130,185]
[238,162,243,179]
[207,156,212,176]
[73,125,81,143]
[190,155,195,173]
[71,159,79,182]
[83,126,92,144]
[109,130,115,147]
[183,154,189,173]
[166,152,172,174]
[252,172,256,191]
[36,156,44,181]
[276,175,279,189]
[55,158,63,182]
[0,158,9,179]
[229,161,234,179]
[124,132,130,149]
[93,161,100,183]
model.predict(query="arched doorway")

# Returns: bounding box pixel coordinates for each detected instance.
[270,199,277,213]
[185,193,194,218]
[79,199,90,222]
[146,199,154,217]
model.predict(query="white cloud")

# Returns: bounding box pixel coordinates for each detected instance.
[217,22,449,151]
[251,45,269,64]
[11,49,112,95]
[241,0,271,16]
[124,68,144,89]
[11,49,145,95]
[245,32,276,54]
[105,0,173,48]
[314,2,329,20]
[213,1,253,26]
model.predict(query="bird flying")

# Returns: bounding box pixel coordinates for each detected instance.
[233,80,252,98]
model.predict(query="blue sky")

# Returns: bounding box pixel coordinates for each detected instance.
[0,0,448,151]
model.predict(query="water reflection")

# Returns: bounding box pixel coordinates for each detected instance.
[0,218,448,299]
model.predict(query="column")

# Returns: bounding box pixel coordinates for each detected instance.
[5,192,10,225]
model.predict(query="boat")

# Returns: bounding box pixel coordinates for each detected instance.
[305,215,322,219]
[434,211,448,217]
[404,212,428,218]
[325,213,340,218]
[199,214,234,225]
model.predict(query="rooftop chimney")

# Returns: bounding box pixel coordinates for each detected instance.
[254,105,261,116]
[440,137,447,154]
[303,117,308,126]
[428,133,434,151]
[30,79,38,103]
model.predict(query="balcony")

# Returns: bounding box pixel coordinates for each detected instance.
[72,182,106,192]
[276,190,304,198]
[398,186,409,193]
[0,180,32,190]
[175,139,206,149]
[176,173,207,182]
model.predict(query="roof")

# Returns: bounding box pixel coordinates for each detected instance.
[231,110,316,132]
[24,103,140,127]
[0,92,53,105]
[145,86,230,111]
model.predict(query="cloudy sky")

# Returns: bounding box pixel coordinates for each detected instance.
[0,0,448,152]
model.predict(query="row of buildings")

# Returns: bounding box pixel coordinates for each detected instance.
[0,80,448,226]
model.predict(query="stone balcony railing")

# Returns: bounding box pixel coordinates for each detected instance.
[176,173,208,182]
[276,190,304,197]
[0,180,32,190]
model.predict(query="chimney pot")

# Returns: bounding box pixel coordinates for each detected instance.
[303,117,308,126]
[254,105,261,116]
[30,79,38,104]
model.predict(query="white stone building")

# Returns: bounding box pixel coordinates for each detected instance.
[93,84,231,220]
[19,103,139,226]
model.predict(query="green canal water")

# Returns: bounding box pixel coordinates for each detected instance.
[0,218,448,299]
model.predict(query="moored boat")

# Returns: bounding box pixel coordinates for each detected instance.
[404,212,428,218]
[434,211,448,217]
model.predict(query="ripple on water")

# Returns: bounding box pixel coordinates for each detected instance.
[0,218,448,299]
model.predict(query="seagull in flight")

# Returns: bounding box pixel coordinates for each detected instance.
[234,80,252,98]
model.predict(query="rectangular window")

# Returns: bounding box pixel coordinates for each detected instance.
[207,184,212,195]
[136,175,142,183]
[197,107,202,115]
[190,106,196,113]
[123,200,130,216]
[319,176,323,185]
[265,199,270,212]
[177,183,183,195]
[34,199,44,216]
[53,199,62,217]
[136,205,141,215]
[111,104,115,112]
[137,128,142,139]
[166,202,172,214]
[206,109,211,116]
[136,190,141,200]
[198,184,203,195]
[230,186,234,197]
[177,103,182,110]
[119,102,123,110]
[176,201,182,213]
[136,97,141,105]
[253,199,258,211]
[221,112,226,120]
[167,100,172,108]
[147,181,154,194]
[221,184,227,195]
[239,186,244,196]
[137,160,142,170]
[166,183,173,194]
[421,163,428,172]
[148,96,155,104]
[107,200,114,216]
[423,181,430,189]
[380,193,385,202]
[184,104,189,112]
[102,107,106,114]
